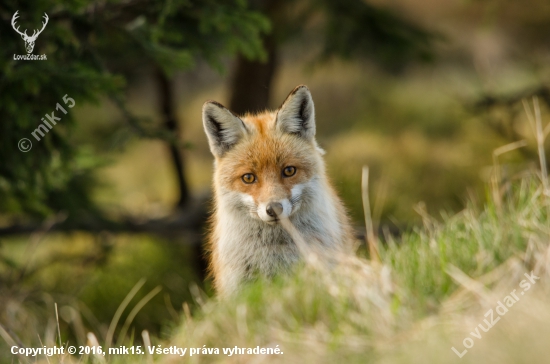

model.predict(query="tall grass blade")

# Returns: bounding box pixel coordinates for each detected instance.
[116,286,162,347]
[105,278,146,350]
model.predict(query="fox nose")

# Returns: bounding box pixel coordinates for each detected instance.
[266,202,283,217]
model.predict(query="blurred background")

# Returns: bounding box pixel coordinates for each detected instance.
[1,0,550,355]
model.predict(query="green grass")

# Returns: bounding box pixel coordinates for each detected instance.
[158,173,550,363]
[4,60,550,363]
[3,172,550,363]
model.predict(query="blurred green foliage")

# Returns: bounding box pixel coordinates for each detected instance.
[0,0,268,218]
[318,0,435,70]
[0,232,201,359]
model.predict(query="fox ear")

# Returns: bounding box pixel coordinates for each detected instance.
[276,85,315,140]
[203,101,248,157]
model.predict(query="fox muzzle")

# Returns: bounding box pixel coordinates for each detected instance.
[266,202,283,217]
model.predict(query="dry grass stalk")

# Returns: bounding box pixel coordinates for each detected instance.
[362,166,380,262]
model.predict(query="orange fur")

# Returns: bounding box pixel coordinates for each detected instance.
[202,85,353,295]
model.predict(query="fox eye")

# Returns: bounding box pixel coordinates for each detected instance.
[242,173,256,184]
[283,166,296,177]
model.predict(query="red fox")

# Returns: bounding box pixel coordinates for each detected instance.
[202,85,354,295]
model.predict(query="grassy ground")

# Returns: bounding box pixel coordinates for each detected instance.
[7,166,549,363]
[4,48,550,364]
[156,172,550,364]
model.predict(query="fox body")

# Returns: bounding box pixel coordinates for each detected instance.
[202,85,353,295]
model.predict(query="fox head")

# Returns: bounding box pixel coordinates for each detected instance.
[203,85,326,224]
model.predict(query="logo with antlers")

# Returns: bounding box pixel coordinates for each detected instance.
[11,11,49,54]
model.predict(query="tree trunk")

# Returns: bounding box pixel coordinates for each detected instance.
[156,68,189,208]
[229,0,280,115]
[156,67,209,281]
[228,35,277,115]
